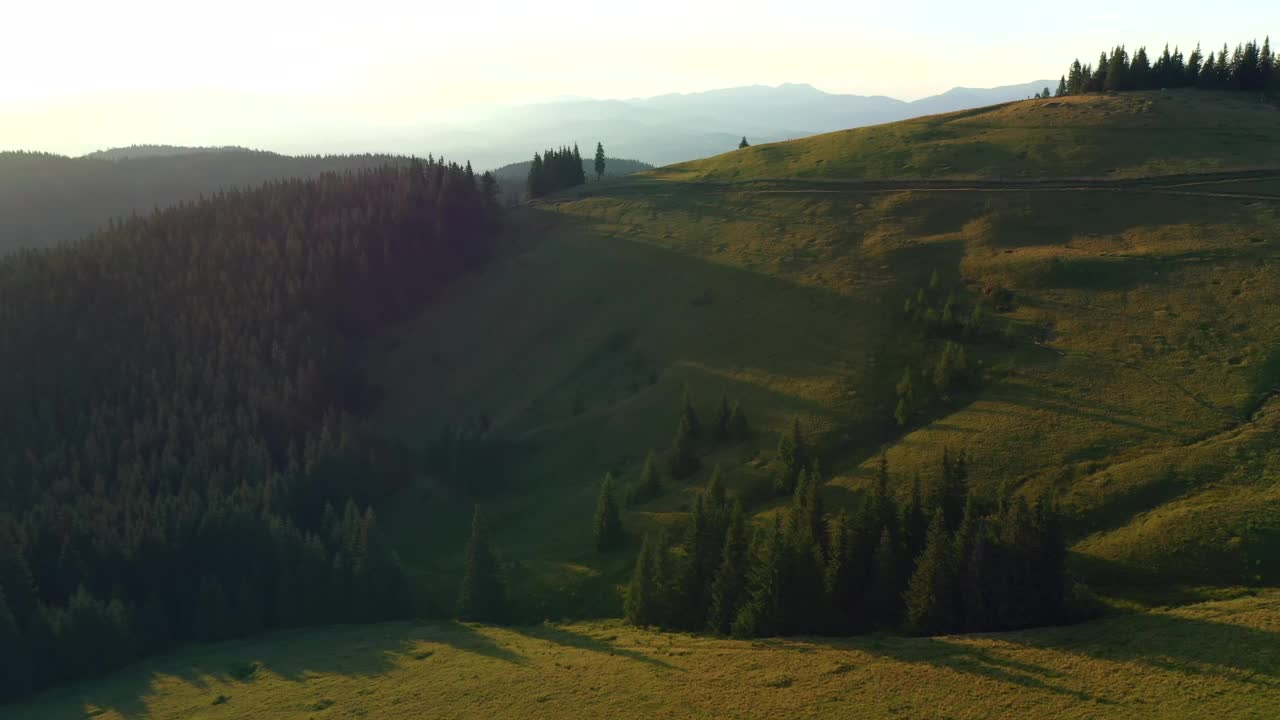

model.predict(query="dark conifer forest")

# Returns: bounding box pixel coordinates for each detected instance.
[1057,37,1276,96]
[0,160,502,700]
[527,145,588,198]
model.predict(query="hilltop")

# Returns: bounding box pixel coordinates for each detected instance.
[0,150,405,252]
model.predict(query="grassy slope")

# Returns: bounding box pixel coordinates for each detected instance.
[16,591,1280,719]
[366,91,1280,612]
[653,91,1280,181]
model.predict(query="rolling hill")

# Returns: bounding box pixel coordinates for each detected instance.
[362,90,1280,615]
[0,150,404,252]
[6,89,1280,717]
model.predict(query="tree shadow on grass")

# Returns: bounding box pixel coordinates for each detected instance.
[15,619,529,720]
[1003,603,1280,691]
[509,623,674,670]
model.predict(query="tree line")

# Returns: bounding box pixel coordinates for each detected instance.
[1055,37,1277,96]
[0,159,503,701]
[624,448,1071,638]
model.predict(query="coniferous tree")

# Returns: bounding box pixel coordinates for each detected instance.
[457,506,506,622]
[774,417,807,494]
[733,515,785,637]
[738,136,750,149]
[712,392,732,443]
[904,513,956,636]
[902,473,929,564]
[866,528,902,629]
[625,534,660,626]
[680,385,703,440]
[628,451,663,505]
[667,416,700,479]
[593,473,624,551]
[1056,76,1067,97]
[707,502,750,635]
[895,366,915,427]
[195,576,232,642]
[594,142,606,180]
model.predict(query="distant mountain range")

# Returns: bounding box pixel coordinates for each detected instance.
[421,80,1056,168]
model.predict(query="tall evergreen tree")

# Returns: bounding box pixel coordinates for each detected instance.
[457,506,506,622]
[738,136,750,149]
[667,415,700,479]
[594,142,607,180]
[712,392,732,443]
[904,513,956,636]
[628,451,663,505]
[866,528,902,629]
[593,473,624,551]
[707,502,750,635]
[625,534,660,626]
[774,417,807,494]
[680,385,703,440]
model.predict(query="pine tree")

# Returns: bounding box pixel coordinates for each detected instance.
[895,366,915,427]
[866,528,902,629]
[594,142,606,180]
[667,415,700,479]
[625,534,660,625]
[457,506,506,622]
[680,385,702,440]
[628,451,663,505]
[903,513,955,635]
[774,417,806,494]
[1056,76,1067,97]
[733,515,784,637]
[902,473,929,563]
[707,502,750,634]
[738,136,750,149]
[593,473,624,551]
[711,392,732,443]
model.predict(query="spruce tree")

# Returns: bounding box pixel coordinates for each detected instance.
[774,417,806,494]
[667,415,700,479]
[895,366,914,427]
[738,136,750,149]
[733,515,784,637]
[680,385,702,440]
[902,473,929,563]
[195,575,232,642]
[707,502,750,634]
[594,142,606,180]
[457,506,506,622]
[629,451,662,505]
[866,528,902,629]
[593,473,624,551]
[904,513,955,636]
[1056,76,1067,97]
[711,392,732,443]
[625,534,660,626]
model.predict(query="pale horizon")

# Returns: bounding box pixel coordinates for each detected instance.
[3,0,1270,155]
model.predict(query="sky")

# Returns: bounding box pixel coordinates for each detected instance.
[3,0,1271,155]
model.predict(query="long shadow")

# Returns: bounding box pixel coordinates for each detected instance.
[1000,604,1280,690]
[14,619,529,720]
[509,623,675,670]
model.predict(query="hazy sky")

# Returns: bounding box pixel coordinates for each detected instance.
[3,0,1271,154]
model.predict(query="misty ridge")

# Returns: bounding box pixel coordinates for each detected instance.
[0,80,1050,252]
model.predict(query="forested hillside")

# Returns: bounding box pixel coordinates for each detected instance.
[0,161,502,700]
[0,151,406,253]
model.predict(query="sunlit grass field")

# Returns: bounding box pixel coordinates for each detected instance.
[15,590,1280,720]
